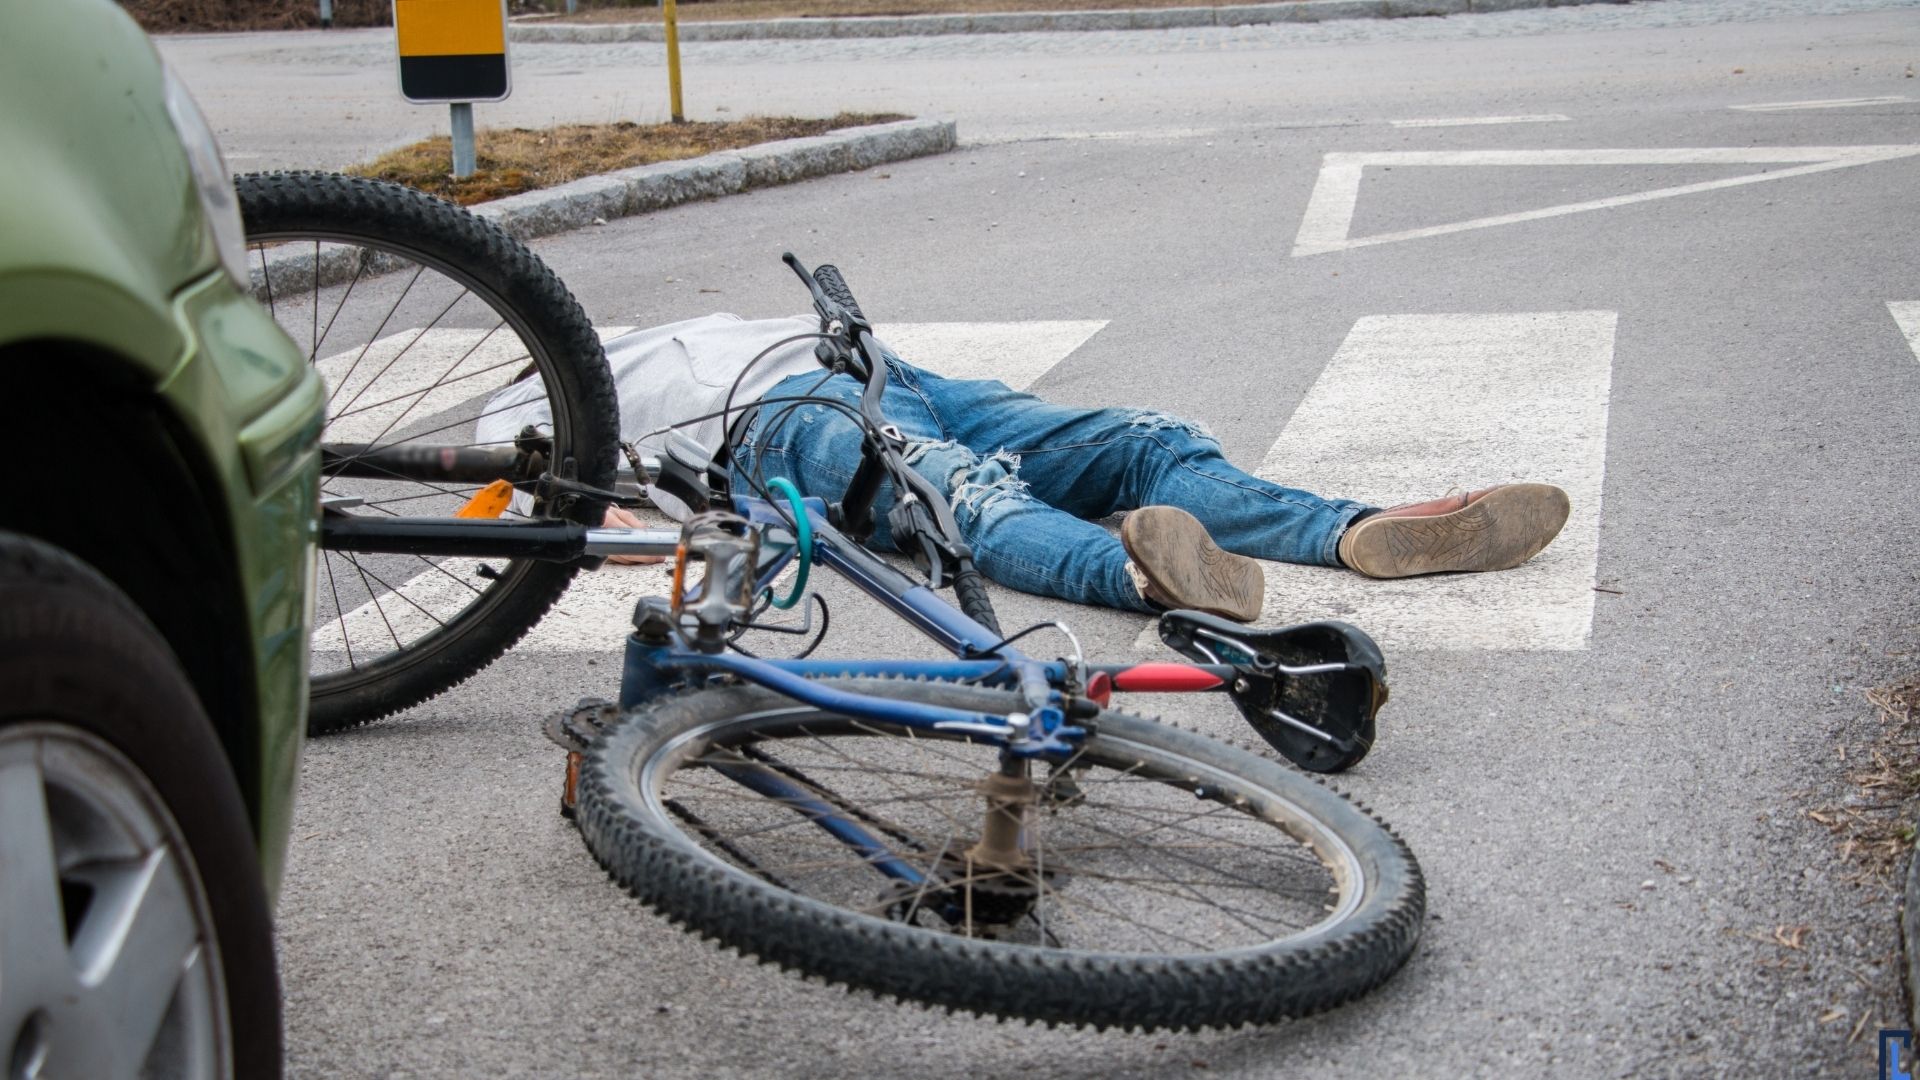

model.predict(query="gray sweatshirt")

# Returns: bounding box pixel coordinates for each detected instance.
[477,313,834,460]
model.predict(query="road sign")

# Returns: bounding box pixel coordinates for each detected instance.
[393,0,511,104]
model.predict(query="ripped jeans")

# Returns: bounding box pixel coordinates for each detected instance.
[730,356,1370,614]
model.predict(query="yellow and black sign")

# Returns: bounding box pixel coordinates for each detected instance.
[393,0,511,104]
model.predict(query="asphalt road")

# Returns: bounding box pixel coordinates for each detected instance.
[166,2,1920,1076]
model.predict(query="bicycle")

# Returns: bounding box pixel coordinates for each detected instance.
[277,181,1426,1026]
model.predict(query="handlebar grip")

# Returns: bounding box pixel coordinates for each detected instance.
[813,264,867,324]
[952,567,1002,638]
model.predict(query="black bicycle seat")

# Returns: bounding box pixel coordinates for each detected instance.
[1156,610,1389,773]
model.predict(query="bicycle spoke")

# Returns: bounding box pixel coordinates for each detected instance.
[655,720,1350,955]
[325,343,529,427]
[332,553,454,638]
[319,545,356,671]
[341,553,405,654]
[309,240,319,356]
[324,263,427,411]
[348,301,503,451]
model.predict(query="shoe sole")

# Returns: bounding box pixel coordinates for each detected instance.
[1120,506,1265,622]
[1343,483,1571,579]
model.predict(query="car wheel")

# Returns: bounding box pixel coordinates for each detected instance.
[0,532,281,1079]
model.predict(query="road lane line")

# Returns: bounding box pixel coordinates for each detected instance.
[316,321,1107,656]
[1730,96,1911,112]
[1389,114,1570,128]
[1891,302,1920,362]
[1133,312,1616,653]
[1292,146,1920,256]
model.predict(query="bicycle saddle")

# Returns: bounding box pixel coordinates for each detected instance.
[1156,610,1388,773]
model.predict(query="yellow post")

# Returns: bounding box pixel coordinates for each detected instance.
[663,0,685,123]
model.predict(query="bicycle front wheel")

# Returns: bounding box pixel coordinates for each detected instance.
[239,172,620,734]
[576,678,1425,1031]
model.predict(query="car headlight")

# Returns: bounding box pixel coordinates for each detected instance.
[161,65,249,287]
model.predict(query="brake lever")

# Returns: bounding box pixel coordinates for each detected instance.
[782,252,838,327]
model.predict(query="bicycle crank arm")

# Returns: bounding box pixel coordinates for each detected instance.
[319,516,680,562]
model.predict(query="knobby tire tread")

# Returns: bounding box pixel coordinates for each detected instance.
[238,172,619,735]
[575,678,1425,1032]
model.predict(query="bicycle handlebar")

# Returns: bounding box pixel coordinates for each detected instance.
[779,253,1002,638]
[812,264,867,325]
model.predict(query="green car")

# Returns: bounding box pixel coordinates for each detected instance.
[0,1,321,1076]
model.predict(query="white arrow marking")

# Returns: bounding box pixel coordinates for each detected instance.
[1291,146,1920,256]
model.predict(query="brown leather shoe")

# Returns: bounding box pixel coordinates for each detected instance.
[1337,483,1570,579]
[1120,506,1264,622]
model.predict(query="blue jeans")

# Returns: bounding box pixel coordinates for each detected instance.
[731,356,1370,614]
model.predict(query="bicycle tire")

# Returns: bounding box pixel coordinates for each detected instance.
[576,678,1424,1031]
[238,172,619,734]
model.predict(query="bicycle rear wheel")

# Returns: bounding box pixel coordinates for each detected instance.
[576,678,1425,1031]
[239,172,620,734]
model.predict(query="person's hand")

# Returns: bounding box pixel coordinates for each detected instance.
[601,505,667,565]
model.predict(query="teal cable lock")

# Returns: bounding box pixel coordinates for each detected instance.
[765,477,812,609]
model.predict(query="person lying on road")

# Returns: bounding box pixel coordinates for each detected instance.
[482,313,1571,623]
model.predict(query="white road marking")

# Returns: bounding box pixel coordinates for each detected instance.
[1891,302,1920,362]
[1136,312,1617,653]
[1291,146,1920,256]
[878,321,1107,388]
[1730,96,1912,112]
[970,128,1238,145]
[317,325,635,444]
[1388,114,1570,128]
[318,321,1106,655]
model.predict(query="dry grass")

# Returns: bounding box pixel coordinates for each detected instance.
[1807,677,1920,882]
[532,0,1277,22]
[123,0,392,32]
[347,113,909,205]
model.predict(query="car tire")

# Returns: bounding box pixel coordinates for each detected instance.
[0,531,282,1079]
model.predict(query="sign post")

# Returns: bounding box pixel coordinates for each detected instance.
[393,0,512,178]
[663,0,684,123]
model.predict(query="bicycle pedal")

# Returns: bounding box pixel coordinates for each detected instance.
[545,697,622,820]
[454,479,514,519]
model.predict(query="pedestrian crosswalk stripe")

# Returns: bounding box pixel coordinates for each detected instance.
[315,321,1106,656]
[1135,311,1616,653]
[316,325,635,445]
[1890,302,1920,363]
[878,321,1107,389]
[1292,146,1920,257]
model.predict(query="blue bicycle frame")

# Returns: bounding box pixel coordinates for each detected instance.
[619,490,1090,762]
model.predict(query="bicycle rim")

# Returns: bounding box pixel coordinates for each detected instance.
[240,173,615,732]
[579,680,1424,1030]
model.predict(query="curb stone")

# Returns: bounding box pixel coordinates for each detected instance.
[472,117,955,240]
[1907,842,1920,1032]
[510,0,1637,43]
[248,118,955,294]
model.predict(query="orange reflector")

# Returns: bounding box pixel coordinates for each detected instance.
[454,479,514,519]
